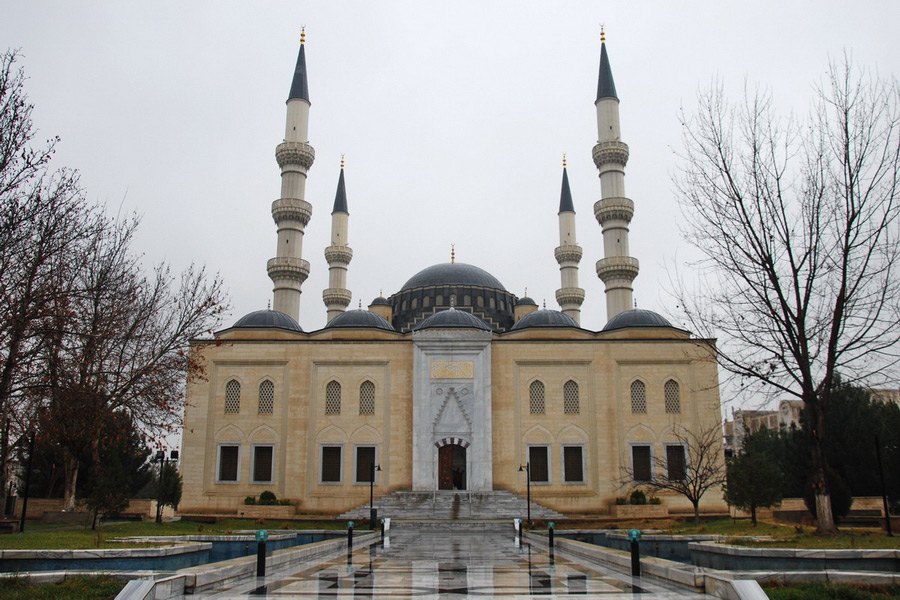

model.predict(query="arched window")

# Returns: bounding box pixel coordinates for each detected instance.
[423,296,431,308]
[463,294,471,306]
[411,297,418,309]
[529,381,546,414]
[258,380,274,414]
[449,294,457,306]
[325,381,341,415]
[359,380,375,415]
[664,379,681,413]
[476,295,484,307]
[489,297,496,309]
[630,380,647,414]
[224,380,241,414]
[436,295,444,306]
[563,380,580,414]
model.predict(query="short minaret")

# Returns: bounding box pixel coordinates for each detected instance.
[268,29,315,322]
[592,29,639,321]
[554,155,585,324]
[323,158,353,322]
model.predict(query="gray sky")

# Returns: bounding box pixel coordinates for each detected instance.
[3,1,899,342]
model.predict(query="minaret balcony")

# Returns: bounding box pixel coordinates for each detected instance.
[595,256,639,282]
[272,198,312,226]
[323,288,352,307]
[592,141,629,169]
[554,244,583,265]
[555,287,585,306]
[267,256,310,283]
[324,245,353,266]
[593,197,634,224]
[275,141,316,170]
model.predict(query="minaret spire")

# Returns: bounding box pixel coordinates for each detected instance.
[323,158,353,322]
[555,155,585,324]
[592,30,638,320]
[268,32,316,322]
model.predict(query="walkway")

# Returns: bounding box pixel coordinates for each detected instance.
[195,526,716,598]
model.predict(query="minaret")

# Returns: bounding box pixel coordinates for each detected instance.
[323,157,353,322]
[268,28,315,322]
[554,155,585,324]
[593,29,638,320]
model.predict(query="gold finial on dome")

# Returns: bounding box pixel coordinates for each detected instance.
[563,153,567,168]
[600,25,606,44]
[301,26,306,45]
[340,154,345,169]
[451,243,456,264]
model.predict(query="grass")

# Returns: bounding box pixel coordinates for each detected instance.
[0,575,125,600]
[0,518,349,550]
[764,582,900,599]
[664,518,900,549]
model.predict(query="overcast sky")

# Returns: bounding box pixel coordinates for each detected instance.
[3,2,899,357]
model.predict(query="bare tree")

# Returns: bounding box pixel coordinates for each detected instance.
[623,424,726,525]
[674,56,900,533]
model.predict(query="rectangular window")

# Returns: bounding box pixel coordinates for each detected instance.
[528,446,550,483]
[631,444,652,482]
[562,445,584,483]
[321,446,342,484]
[666,444,687,482]
[252,445,274,483]
[217,445,240,483]
[355,446,376,483]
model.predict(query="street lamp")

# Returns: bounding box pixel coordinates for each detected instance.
[369,463,381,529]
[519,462,531,527]
[155,450,179,524]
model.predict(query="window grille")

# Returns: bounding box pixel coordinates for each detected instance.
[359,380,375,415]
[321,446,342,483]
[253,446,274,483]
[529,381,546,414]
[258,380,274,414]
[325,381,341,415]
[563,446,584,483]
[224,380,241,414]
[528,446,549,482]
[664,379,681,413]
[632,445,651,481]
[563,380,580,414]
[218,445,239,481]
[630,380,647,414]
[666,445,686,481]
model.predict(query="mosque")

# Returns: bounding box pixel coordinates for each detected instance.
[179,31,724,516]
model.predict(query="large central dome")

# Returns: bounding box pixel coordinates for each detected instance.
[389,262,516,332]
[400,263,508,292]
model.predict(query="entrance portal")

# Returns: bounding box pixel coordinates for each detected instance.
[438,444,466,490]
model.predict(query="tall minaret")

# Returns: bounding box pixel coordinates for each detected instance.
[554,155,585,325]
[323,158,353,322]
[593,29,638,320]
[268,29,315,322]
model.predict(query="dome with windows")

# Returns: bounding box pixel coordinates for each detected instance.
[601,309,672,331]
[325,309,395,331]
[233,309,303,332]
[414,308,492,331]
[515,296,538,307]
[510,309,578,330]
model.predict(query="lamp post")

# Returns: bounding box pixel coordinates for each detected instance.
[155,449,179,524]
[519,462,531,527]
[369,463,381,529]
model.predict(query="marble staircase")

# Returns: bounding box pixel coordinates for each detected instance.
[338,490,564,521]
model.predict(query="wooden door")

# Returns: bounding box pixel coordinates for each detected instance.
[438,445,453,490]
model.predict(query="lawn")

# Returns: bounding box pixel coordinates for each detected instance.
[0,575,125,600]
[664,518,900,549]
[764,582,900,599]
[0,518,350,550]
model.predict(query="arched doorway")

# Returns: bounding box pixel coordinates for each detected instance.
[438,444,466,490]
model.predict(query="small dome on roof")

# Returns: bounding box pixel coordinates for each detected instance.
[369,296,390,306]
[516,296,538,306]
[325,309,395,331]
[233,309,302,332]
[510,309,577,330]
[602,309,672,331]
[401,262,507,292]
[415,308,492,331]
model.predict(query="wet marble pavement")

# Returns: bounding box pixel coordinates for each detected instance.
[196,527,715,599]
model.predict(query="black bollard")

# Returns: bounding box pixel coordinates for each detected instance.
[347,521,354,551]
[380,518,385,542]
[630,540,640,577]
[548,521,555,549]
[257,541,266,577]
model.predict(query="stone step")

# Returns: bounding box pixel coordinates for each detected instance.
[339,490,565,521]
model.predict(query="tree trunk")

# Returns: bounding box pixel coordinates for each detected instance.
[693,500,701,525]
[62,454,79,511]
[808,393,837,534]
[750,504,757,526]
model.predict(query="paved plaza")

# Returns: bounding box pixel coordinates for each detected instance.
[195,527,716,599]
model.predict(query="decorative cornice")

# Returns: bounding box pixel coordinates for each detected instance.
[555,287,585,306]
[324,245,353,266]
[322,288,352,306]
[554,244,583,265]
[593,196,634,224]
[592,141,629,169]
[595,256,639,282]
[267,256,310,283]
[275,141,316,170]
[271,198,312,226]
